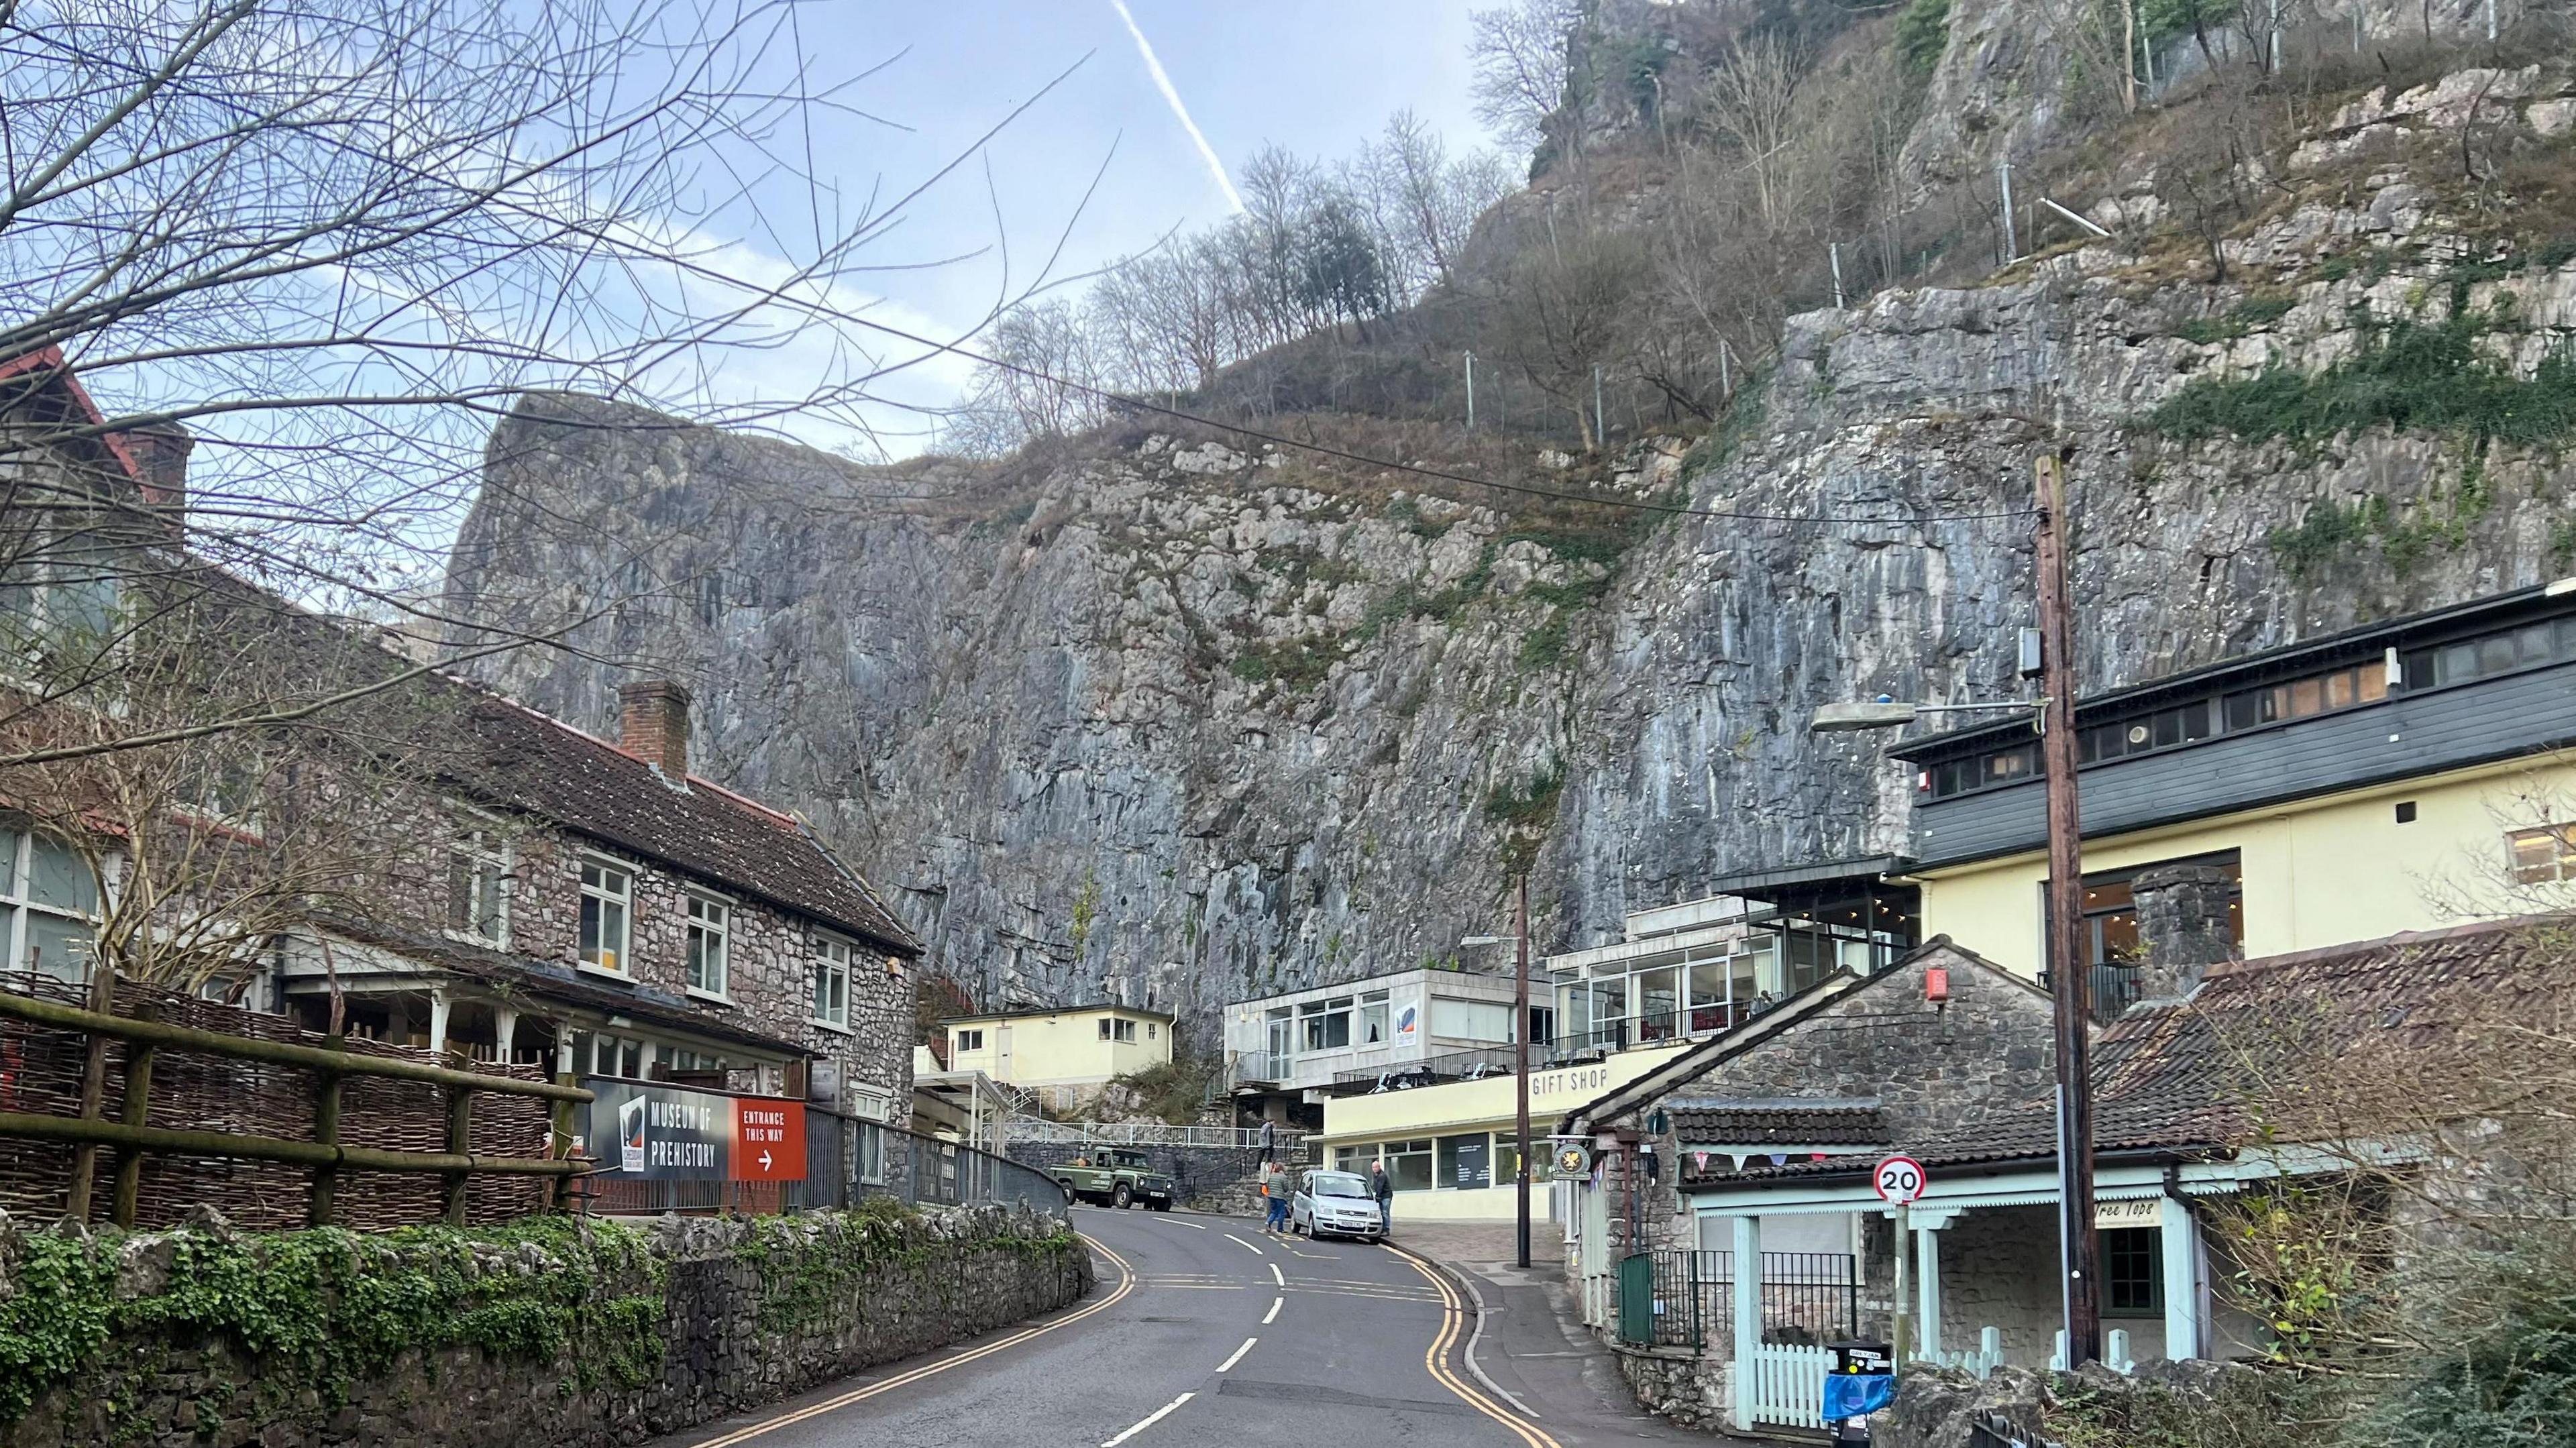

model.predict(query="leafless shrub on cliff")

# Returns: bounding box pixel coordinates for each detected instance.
[1471,0,1585,153]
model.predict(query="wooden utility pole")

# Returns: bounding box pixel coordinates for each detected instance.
[2035,447,2102,1367]
[1514,873,1534,1270]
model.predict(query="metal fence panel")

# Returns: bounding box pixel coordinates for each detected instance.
[1692,1250,1860,1346]
[584,1109,1068,1223]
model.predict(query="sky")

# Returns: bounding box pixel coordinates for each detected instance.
[723,0,1495,455]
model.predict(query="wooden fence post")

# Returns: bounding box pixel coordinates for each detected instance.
[442,1084,474,1225]
[63,966,116,1222]
[549,1070,578,1213]
[310,1037,345,1227]
[111,1001,158,1228]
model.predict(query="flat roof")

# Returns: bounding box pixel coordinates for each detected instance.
[1226,962,1515,1011]
[1703,854,1915,897]
[1892,578,2576,762]
[945,1001,1175,1025]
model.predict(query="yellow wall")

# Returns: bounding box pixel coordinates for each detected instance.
[1311,1046,1687,1222]
[1917,755,2576,977]
[943,1008,1171,1088]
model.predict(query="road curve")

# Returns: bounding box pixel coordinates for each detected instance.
[650,1205,1557,1448]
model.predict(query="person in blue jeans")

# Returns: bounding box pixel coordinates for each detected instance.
[1263,1162,1291,1233]
[1371,1159,1393,1235]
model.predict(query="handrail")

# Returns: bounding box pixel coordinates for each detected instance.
[0,1111,583,1176]
[0,988,591,1101]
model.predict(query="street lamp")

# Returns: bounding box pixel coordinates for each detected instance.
[1804,448,2102,1368]
[1461,873,1534,1270]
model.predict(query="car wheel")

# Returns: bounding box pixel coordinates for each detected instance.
[1061,1183,1077,1207]
[1114,1183,1132,1210]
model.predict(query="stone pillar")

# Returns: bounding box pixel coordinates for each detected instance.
[2131,864,2239,1002]
[1730,1215,1762,1433]
[1915,1223,1943,1362]
[2159,1194,2204,1359]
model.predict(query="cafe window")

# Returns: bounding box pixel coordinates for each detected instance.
[2507,824,2576,884]
[1383,1138,1434,1192]
[2050,852,2244,966]
[1357,989,1391,1045]
[2104,1227,2163,1315]
[1299,996,1353,1052]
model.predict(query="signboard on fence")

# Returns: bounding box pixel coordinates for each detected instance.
[585,1079,808,1182]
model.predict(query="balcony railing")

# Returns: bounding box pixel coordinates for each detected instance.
[1320,1005,1754,1097]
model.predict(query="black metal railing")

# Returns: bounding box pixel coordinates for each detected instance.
[1691,1250,1861,1345]
[584,1111,1069,1221]
[2091,961,2142,1022]
[1620,1250,1707,1347]
[1320,1006,1761,1097]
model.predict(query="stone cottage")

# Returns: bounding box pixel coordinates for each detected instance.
[0,347,922,1162]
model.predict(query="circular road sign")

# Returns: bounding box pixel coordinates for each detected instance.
[1873,1156,1929,1205]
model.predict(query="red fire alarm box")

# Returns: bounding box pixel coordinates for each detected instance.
[1924,966,1951,1003]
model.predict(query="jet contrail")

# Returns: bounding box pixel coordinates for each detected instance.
[1106,0,1244,214]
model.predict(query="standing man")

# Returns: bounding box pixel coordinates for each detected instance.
[1263,1159,1291,1234]
[1371,1158,1394,1237]
[1258,1116,1277,1166]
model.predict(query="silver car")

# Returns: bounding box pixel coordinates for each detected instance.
[1291,1168,1385,1241]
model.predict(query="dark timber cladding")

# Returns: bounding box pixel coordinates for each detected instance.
[1893,580,2576,871]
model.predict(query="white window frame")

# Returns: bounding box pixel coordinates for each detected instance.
[446,824,513,948]
[685,891,731,999]
[811,933,854,1031]
[955,1027,985,1052]
[0,828,101,983]
[2508,823,2576,884]
[1104,1017,1136,1044]
[578,857,632,974]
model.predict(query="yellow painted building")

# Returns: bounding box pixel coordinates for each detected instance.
[1313,1045,1688,1221]
[943,1002,1173,1107]
[1892,579,2576,983]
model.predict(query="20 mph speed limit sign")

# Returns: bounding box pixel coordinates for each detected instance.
[1873,1156,1929,1205]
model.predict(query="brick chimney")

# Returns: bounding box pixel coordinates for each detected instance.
[2131,863,2239,1003]
[119,423,193,530]
[618,680,692,777]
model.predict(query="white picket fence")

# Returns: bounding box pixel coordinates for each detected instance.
[1742,1341,1836,1430]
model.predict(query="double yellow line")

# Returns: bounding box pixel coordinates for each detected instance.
[1395,1250,1561,1448]
[688,1235,1138,1448]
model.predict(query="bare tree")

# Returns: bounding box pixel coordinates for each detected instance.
[1470,0,1583,152]
[0,0,1073,763]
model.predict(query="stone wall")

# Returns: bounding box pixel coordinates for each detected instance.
[1611,1344,1731,1433]
[1,1203,1089,1448]
[1004,1139,1294,1213]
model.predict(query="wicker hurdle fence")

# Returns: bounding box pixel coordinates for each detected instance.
[0,970,589,1231]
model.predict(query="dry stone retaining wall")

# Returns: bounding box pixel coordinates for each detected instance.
[1,1203,1089,1448]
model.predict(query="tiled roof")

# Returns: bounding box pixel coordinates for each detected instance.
[1671,1101,1891,1146]
[439,687,920,956]
[1709,916,2569,1184]
[320,913,818,1056]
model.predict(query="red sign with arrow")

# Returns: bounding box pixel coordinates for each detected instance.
[731,1099,807,1182]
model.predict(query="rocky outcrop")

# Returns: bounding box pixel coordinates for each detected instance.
[442,73,2576,1044]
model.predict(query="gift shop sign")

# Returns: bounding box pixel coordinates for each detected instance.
[586,1079,808,1182]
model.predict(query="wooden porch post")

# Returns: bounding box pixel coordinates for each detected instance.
[1729,1213,1762,1433]
[2158,1194,2204,1359]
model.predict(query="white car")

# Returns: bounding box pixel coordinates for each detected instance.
[1291,1168,1385,1241]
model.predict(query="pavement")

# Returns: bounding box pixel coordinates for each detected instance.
[643,1205,1570,1448]
[1395,1221,1717,1446]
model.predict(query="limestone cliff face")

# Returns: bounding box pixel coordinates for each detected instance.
[444,71,2576,1038]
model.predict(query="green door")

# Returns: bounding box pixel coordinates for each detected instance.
[1617,1252,1654,1345]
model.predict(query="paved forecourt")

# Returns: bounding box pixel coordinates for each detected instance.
[647,1205,1554,1448]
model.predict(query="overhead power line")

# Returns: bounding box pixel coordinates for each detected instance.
[833,315,2041,529]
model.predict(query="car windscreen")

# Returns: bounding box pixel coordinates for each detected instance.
[1312,1174,1370,1197]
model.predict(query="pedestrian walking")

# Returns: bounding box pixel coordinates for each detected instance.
[1263,1160,1292,1233]
[1370,1158,1393,1237]
[1258,1117,1277,1165]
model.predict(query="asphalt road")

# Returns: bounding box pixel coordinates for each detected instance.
[655,1205,1557,1448]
